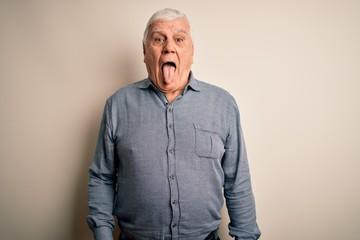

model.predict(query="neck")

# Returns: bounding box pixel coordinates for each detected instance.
[165,90,183,103]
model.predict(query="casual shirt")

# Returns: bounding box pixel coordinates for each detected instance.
[87,72,261,240]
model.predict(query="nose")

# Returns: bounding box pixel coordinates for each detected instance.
[161,39,176,54]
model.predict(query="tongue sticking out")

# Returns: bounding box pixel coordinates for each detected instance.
[162,63,176,83]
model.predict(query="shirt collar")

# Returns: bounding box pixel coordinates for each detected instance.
[186,72,201,92]
[138,71,201,93]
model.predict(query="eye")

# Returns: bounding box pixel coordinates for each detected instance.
[175,38,184,42]
[153,37,165,43]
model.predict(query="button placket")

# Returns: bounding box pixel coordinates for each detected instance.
[166,102,180,238]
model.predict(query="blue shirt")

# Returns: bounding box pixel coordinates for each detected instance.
[87,73,261,240]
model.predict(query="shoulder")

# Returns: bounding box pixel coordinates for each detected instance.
[195,79,238,106]
[107,79,148,102]
[113,79,148,96]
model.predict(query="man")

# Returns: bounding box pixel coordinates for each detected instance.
[87,8,261,240]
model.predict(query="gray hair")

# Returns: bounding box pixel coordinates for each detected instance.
[143,8,193,44]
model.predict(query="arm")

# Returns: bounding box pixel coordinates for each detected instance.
[222,101,261,240]
[87,100,118,240]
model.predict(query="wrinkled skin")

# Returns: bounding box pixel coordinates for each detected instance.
[143,19,194,103]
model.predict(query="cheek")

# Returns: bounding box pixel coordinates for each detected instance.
[189,52,194,64]
[184,51,194,65]
[144,51,158,66]
[144,51,150,63]
[190,48,194,63]
[183,46,194,65]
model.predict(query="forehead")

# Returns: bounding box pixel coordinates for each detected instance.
[149,19,190,34]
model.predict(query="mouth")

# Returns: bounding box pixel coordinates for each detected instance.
[161,61,176,82]
[162,62,176,71]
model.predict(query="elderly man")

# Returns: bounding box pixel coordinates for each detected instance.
[87,8,261,240]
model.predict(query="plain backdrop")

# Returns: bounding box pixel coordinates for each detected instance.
[0,1,359,239]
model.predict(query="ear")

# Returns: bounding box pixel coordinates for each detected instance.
[143,44,147,63]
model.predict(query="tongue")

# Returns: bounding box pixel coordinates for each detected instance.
[162,64,176,83]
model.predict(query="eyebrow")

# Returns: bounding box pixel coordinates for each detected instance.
[151,28,188,35]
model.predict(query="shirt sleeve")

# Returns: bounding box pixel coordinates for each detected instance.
[87,99,118,240]
[222,99,261,240]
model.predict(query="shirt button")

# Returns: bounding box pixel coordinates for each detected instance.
[169,123,172,129]
[168,148,173,154]
[168,108,172,113]
[172,223,177,228]
[172,200,178,205]
[169,174,175,180]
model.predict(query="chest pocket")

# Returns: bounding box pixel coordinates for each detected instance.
[194,123,225,159]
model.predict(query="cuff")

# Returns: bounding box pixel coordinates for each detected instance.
[93,226,113,240]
